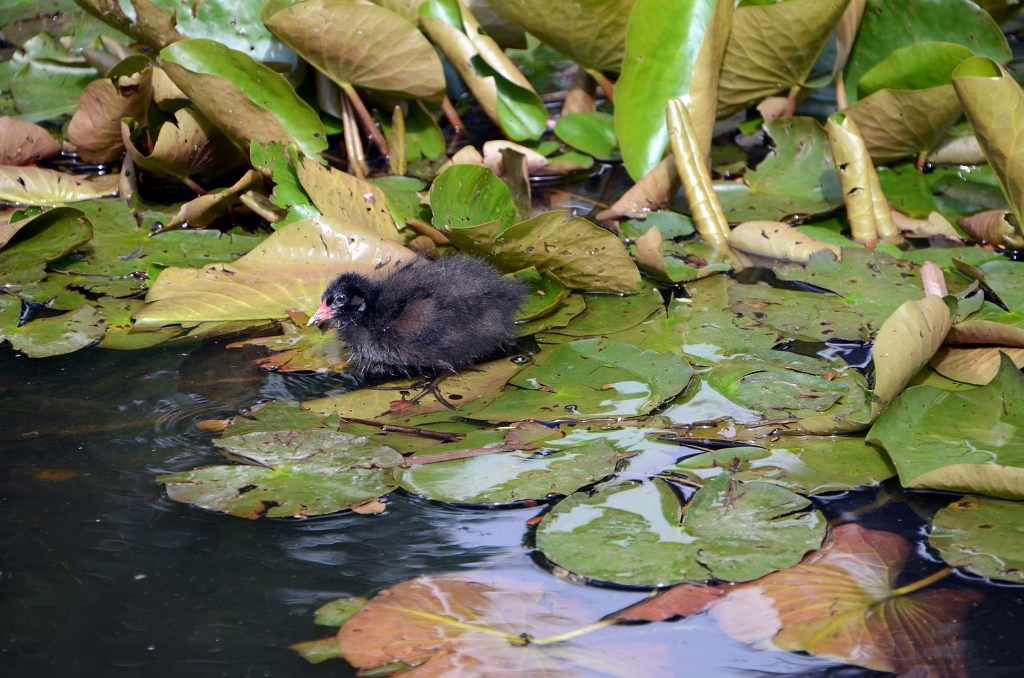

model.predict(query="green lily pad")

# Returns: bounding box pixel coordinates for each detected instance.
[249,140,320,227]
[159,430,404,519]
[702,348,868,423]
[535,474,825,586]
[472,338,693,422]
[774,248,934,331]
[2,304,106,357]
[868,353,1024,500]
[0,167,119,206]
[9,59,95,120]
[515,293,586,336]
[208,399,336,437]
[711,117,844,224]
[96,298,181,350]
[929,495,1024,584]
[0,208,92,287]
[397,437,618,505]
[729,281,873,342]
[513,267,569,322]
[51,199,266,292]
[665,437,896,495]
[615,0,731,179]
[541,286,663,339]
[228,320,349,373]
[857,42,974,97]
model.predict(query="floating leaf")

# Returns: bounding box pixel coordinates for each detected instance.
[1,304,106,357]
[712,117,844,224]
[712,523,981,675]
[0,167,119,206]
[666,437,895,495]
[228,320,349,373]
[0,208,92,287]
[0,116,60,165]
[615,0,732,180]
[397,437,618,505]
[159,430,404,519]
[930,495,1024,584]
[717,0,850,116]
[536,475,825,586]
[869,352,1024,500]
[329,572,666,676]
[473,338,693,422]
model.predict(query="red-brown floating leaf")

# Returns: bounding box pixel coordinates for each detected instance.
[713,523,982,676]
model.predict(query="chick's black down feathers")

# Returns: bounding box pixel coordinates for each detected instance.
[318,257,525,374]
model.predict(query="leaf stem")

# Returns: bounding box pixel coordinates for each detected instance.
[341,82,390,158]
[891,567,954,597]
[531,619,619,645]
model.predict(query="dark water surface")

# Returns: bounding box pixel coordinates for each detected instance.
[1,343,1022,677]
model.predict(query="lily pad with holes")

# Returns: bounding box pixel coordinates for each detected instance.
[929,495,1024,584]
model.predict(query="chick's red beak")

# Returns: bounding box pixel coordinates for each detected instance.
[307,300,332,326]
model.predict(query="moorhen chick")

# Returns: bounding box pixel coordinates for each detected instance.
[308,257,525,375]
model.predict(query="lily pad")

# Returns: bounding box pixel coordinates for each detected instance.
[397,437,618,505]
[473,338,693,422]
[665,437,896,495]
[158,430,404,519]
[615,0,732,180]
[536,474,825,586]
[868,352,1024,500]
[712,117,844,223]
[711,523,983,675]
[1,303,106,357]
[326,572,663,676]
[930,495,1024,584]
[0,207,92,287]
[443,209,642,293]
[717,0,850,117]
[554,112,619,161]
[228,319,349,373]
[53,198,266,291]
[843,0,1010,104]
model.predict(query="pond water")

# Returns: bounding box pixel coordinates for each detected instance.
[2,341,1023,677]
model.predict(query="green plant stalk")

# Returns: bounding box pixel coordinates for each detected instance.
[667,97,729,248]
[389,105,407,176]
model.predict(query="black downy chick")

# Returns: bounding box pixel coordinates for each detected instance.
[308,257,525,375]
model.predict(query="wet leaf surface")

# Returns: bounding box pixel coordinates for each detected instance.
[474,338,693,422]
[332,572,669,677]
[397,436,618,505]
[159,430,404,518]
[665,436,896,495]
[536,474,825,586]
[930,495,1024,584]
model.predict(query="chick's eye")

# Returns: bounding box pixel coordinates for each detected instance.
[325,296,335,306]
